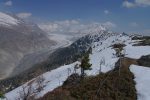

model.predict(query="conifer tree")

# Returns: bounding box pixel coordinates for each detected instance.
[80,51,92,78]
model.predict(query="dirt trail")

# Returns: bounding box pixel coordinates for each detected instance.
[120,57,138,70]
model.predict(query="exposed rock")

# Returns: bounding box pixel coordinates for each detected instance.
[138,55,150,67]
[63,74,80,87]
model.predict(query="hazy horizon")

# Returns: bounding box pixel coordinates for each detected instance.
[0,0,149,36]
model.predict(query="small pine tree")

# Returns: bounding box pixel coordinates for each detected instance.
[80,52,92,78]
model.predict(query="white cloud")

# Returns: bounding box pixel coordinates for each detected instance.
[38,20,116,34]
[16,13,32,19]
[130,22,139,27]
[143,29,150,35]
[122,1,135,8]
[38,20,81,33]
[39,23,59,33]
[4,0,12,6]
[128,29,150,36]
[104,10,109,14]
[136,0,150,6]
[123,0,150,8]
[103,21,116,28]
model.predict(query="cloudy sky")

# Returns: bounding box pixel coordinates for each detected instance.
[0,0,150,35]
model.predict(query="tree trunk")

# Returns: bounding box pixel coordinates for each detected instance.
[81,68,84,79]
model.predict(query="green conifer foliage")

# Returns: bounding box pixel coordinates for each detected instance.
[80,51,92,78]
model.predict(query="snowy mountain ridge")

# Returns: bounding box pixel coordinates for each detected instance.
[2,25,150,100]
[3,30,119,99]
[0,12,20,26]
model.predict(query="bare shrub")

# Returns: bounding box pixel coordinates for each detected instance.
[36,75,45,92]
[18,75,45,100]
[18,85,35,100]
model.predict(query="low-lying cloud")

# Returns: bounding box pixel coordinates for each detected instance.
[38,20,116,34]
[104,10,109,14]
[16,13,32,19]
[123,0,150,8]
[4,0,12,6]
[130,22,139,27]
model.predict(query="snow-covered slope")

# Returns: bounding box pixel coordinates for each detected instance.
[5,62,80,99]
[4,31,150,100]
[0,12,20,26]
[130,65,150,100]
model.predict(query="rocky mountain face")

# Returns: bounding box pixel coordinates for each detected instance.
[0,12,56,80]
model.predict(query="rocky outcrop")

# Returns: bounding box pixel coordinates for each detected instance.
[138,55,150,67]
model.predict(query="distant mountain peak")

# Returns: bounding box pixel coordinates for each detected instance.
[78,23,106,35]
